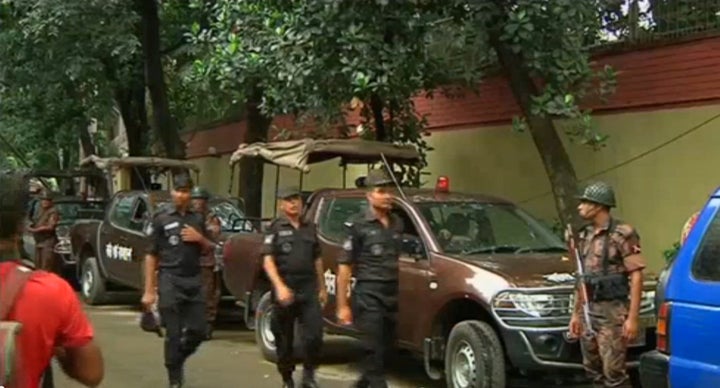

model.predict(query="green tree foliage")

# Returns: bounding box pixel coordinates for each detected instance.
[0,0,225,168]
[192,0,617,223]
[191,0,485,193]
[0,0,138,168]
[3,0,718,222]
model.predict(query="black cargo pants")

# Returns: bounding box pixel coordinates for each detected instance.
[271,282,324,379]
[352,281,398,388]
[158,271,207,382]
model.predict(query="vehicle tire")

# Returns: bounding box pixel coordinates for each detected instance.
[255,291,303,362]
[80,257,108,305]
[445,320,506,388]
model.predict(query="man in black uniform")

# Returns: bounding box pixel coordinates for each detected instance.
[141,174,215,388]
[336,169,403,388]
[262,187,327,388]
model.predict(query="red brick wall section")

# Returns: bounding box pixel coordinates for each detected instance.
[187,36,720,158]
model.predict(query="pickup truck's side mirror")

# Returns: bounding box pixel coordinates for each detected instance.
[401,234,425,260]
[231,218,255,233]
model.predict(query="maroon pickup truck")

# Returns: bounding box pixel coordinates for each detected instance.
[221,139,658,387]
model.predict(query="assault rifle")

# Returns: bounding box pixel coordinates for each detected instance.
[566,223,596,341]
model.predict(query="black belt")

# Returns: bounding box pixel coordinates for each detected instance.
[356,279,398,284]
[159,267,200,277]
[282,273,315,280]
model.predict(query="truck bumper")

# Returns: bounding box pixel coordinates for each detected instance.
[500,327,655,371]
[639,350,669,388]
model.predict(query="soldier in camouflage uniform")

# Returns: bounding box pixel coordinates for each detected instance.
[568,182,647,388]
[28,192,60,273]
[191,187,222,340]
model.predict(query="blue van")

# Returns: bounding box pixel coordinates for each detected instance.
[640,189,720,387]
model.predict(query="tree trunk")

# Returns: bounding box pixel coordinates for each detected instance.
[116,75,151,190]
[73,123,100,196]
[370,93,388,141]
[491,39,581,227]
[238,84,271,218]
[138,0,185,159]
[78,122,96,158]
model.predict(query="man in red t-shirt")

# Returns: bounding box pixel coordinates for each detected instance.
[0,172,104,387]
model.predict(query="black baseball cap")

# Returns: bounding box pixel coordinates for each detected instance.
[277,186,301,200]
[173,173,194,190]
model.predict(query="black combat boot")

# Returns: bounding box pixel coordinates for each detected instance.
[168,366,184,388]
[301,369,319,388]
[205,322,214,340]
[282,377,295,388]
[352,378,369,388]
[168,377,183,388]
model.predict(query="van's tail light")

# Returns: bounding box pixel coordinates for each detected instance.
[656,302,672,354]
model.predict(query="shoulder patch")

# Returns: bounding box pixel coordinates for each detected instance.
[163,221,180,230]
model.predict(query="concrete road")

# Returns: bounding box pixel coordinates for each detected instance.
[53,304,591,388]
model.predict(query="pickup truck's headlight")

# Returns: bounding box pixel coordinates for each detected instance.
[492,291,570,318]
[641,290,655,314]
[54,239,72,254]
[56,225,70,239]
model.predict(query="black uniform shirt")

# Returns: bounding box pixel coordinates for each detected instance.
[261,217,320,287]
[148,206,207,277]
[338,209,404,282]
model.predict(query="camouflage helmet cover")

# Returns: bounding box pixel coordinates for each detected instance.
[576,181,616,208]
[190,186,210,199]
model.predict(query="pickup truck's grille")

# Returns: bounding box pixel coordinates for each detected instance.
[491,288,656,331]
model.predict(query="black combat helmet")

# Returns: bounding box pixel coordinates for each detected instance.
[190,187,210,200]
[576,181,616,208]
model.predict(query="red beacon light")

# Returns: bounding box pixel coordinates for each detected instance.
[436,176,450,192]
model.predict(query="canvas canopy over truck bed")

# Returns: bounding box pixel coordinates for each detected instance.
[79,155,200,194]
[228,138,421,172]
[26,168,107,197]
[227,138,421,216]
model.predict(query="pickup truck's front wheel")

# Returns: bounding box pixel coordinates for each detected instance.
[445,320,506,388]
[255,291,303,362]
[81,257,108,305]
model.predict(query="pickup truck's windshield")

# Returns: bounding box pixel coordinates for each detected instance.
[55,201,105,221]
[211,201,249,232]
[29,200,105,222]
[416,202,565,255]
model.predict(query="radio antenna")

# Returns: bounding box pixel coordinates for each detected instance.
[379,153,407,201]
